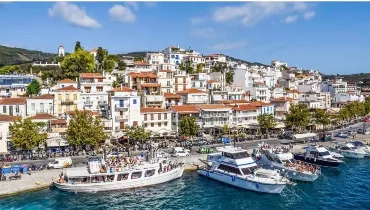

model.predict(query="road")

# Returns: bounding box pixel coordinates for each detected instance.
[4,122,366,166]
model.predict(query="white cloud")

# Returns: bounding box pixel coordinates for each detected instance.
[190,28,216,38]
[303,11,316,20]
[125,2,139,10]
[190,17,205,25]
[213,2,315,26]
[109,5,136,23]
[48,2,101,28]
[212,42,246,51]
[284,15,298,23]
[144,2,157,7]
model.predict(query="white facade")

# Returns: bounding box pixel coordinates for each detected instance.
[173,71,191,92]
[109,86,142,132]
[196,105,231,128]
[26,94,54,116]
[58,46,65,57]
[0,122,11,154]
[145,53,165,65]
[157,70,174,93]
[0,98,27,117]
[230,105,259,126]
[190,73,210,91]
[141,108,172,134]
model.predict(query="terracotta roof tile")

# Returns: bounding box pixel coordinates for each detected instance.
[286,90,301,94]
[207,80,217,83]
[129,72,157,79]
[176,88,206,95]
[50,119,67,125]
[159,70,173,73]
[228,104,259,111]
[196,104,230,110]
[141,83,160,88]
[140,108,170,113]
[163,92,182,99]
[171,105,200,114]
[0,115,19,122]
[32,94,54,99]
[57,79,76,83]
[134,61,150,65]
[250,101,272,107]
[0,97,27,105]
[111,86,135,92]
[56,86,80,91]
[221,100,250,105]
[270,97,297,102]
[31,113,56,120]
[80,73,104,79]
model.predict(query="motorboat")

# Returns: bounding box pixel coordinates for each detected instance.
[255,147,320,182]
[349,141,370,157]
[197,146,294,194]
[331,143,366,159]
[53,147,184,193]
[328,150,345,160]
[293,145,343,168]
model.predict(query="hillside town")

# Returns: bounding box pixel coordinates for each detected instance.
[0,44,366,155]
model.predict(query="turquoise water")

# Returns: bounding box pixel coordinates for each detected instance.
[1,158,370,210]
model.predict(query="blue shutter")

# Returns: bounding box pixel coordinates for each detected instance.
[119,100,124,107]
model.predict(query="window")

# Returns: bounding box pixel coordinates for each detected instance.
[15,105,19,113]
[144,114,147,121]
[217,164,242,175]
[98,78,103,82]
[158,123,161,127]
[40,103,44,113]
[119,100,124,107]
[151,114,154,120]
[241,166,258,175]
[49,103,53,112]
[58,94,62,100]
[167,89,170,92]
[158,114,161,120]
[117,173,129,181]
[31,103,35,111]
[167,81,170,86]
[151,123,154,127]
[165,122,168,126]
[131,172,142,179]
[3,106,6,113]
[133,99,137,104]
[73,94,77,100]
[164,113,167,120]
[66,94,70,101]
[145,169,156,177]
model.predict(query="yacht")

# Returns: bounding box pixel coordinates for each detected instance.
[53,149,184,193]
[350,141,370,156]
[256,147,320,182]
[293,145,343,168]
[197,146,293,194]
[332,143,366,159]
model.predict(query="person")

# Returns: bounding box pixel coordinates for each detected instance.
[28,167,32,175]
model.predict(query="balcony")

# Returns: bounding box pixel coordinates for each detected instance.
[98,101,108,106]
[202,113,228,118]
[7,132,12,139]
[84,101,93,106]
[61,101,74,106]
[115,104,129,111]
[115,115,129,121]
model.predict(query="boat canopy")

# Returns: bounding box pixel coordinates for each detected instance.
[65,167,90,177]
[294,133,317,139]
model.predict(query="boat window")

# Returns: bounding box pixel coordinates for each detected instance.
[117,173,129,181]
[91,176,105,183]
[232,152,250,159]
[266,154,274,161]
[241,166,257,175]
[131,171,142,179]
[145,169,156,177]
[341,147,350,150]
[107,175,115,182]
[319,151,330,156]
[273,157,283,164]
[217,164,242,175]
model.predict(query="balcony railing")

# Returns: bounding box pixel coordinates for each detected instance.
[115,104,129,111]
[84,101,94,105]
[61,101,74,105]
[115,115,129,120]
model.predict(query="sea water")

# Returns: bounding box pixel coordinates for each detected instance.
[1,158,369,210]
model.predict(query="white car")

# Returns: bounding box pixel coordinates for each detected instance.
[157,151,170,158]
[171,150,190,157]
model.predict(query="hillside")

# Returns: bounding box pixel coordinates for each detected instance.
[0,45,56,67]
[322,73,370,86]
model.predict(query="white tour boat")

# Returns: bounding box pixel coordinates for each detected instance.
[332,143,367,159]
[53,149,184,193]
[197,146,293,194]
[350,141,370,157]
[256,147,320,182]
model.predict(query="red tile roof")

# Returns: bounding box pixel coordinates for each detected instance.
[159,70,173,73]
[31,113,56,120]
[0,115,19,122]
[207,80,217,83]
[228,104,259,111]
[140,83,160,88]
[171,105,200,114]
[221,100,250,105]
[111,86,135,92]
[0,97,27,105]
[66,110,99,116]
[250,101,272,107]
[80,73,104,79]
[176,88,206,95]
[50,119,67,125]
[134,61,150,66]
[140,108,170,113]
[163,92,182,99]
[56,86,80,91]
[270,97,297,102]
[57,79,76,83]
[130,72,157,79]
[32,94,54,99]
[196,104,230,110]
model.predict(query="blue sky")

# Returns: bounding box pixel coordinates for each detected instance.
[1,2,370,75]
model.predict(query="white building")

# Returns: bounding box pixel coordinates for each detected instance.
[26,94,55,116]
[229,104,259,126]
[157,70,174,93]
[170,105,201,133]
[145,52,165,65]
[173,71,191,92]
[109,86,141,132]
[58,45,65,57]
[246,82,270,102]
[190,73,210,92]
[0,97,27,117]
[79,73,115,117]
[204,54,227,64]
[141,107,172,134]
[196,104,231,129]
[176,88,209,104]
[0,115,18,154]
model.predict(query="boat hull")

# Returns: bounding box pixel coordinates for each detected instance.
[293,154,342,168]
[337,151,365,159]
[53,167,184,193]
[263,163,319,182]
[197,169,286,194]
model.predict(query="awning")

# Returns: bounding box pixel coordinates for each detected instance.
[65,167,90,177]
[293,133,317,139]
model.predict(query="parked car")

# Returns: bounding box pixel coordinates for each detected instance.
[335,132,348,138]
[171,147,190,157]
[347,130,356,135]
[357,128,364,134]
[156,151,170,158]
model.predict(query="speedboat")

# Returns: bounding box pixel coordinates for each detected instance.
[332,143,366,159]
[328,150,345,160]
[53,150,184,193]
[256,147,320,182]
[350,141,370,157]
[197,146,293,194]
[293,145,343,168]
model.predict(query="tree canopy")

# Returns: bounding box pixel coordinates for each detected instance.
[74,41,82,52]
[284,104,311,132]
[226,70,234,85]
[26,79,41,96]
[179,61,194,74]
[9,118,47,150]
[66,110,107,146]
[178,116,199,138]
[61,49,96,79]
[257,113,276,134]
[312,109,330,127]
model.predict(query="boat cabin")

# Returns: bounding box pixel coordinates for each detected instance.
[305,146,331,158]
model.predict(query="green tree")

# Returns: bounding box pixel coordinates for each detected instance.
[364,97,370,115]
[96,47,105,64]
[61,49,96,79]
[346,101,365,119]
[134,57,144,61]
[196,63,203,73]
[222,124,229,135]
[124,126,151,156]
[0,65,20,74]
[313,109,330,129]
[117,60,126,71]
[66,110,107,146]
[113,74,124,88]
[9,118,47,150]
[337,107,350,122]
[179,61,194,74]
[257,113,276,134]
[178,116,199,139]
[26,79,41,96]
[226,70,234,85]
[74,41,82,52]
[211,62,227,73]
[284,104,311,132]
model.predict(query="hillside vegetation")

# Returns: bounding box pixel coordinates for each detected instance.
[0,45,56,67]
[323,73,370,86]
